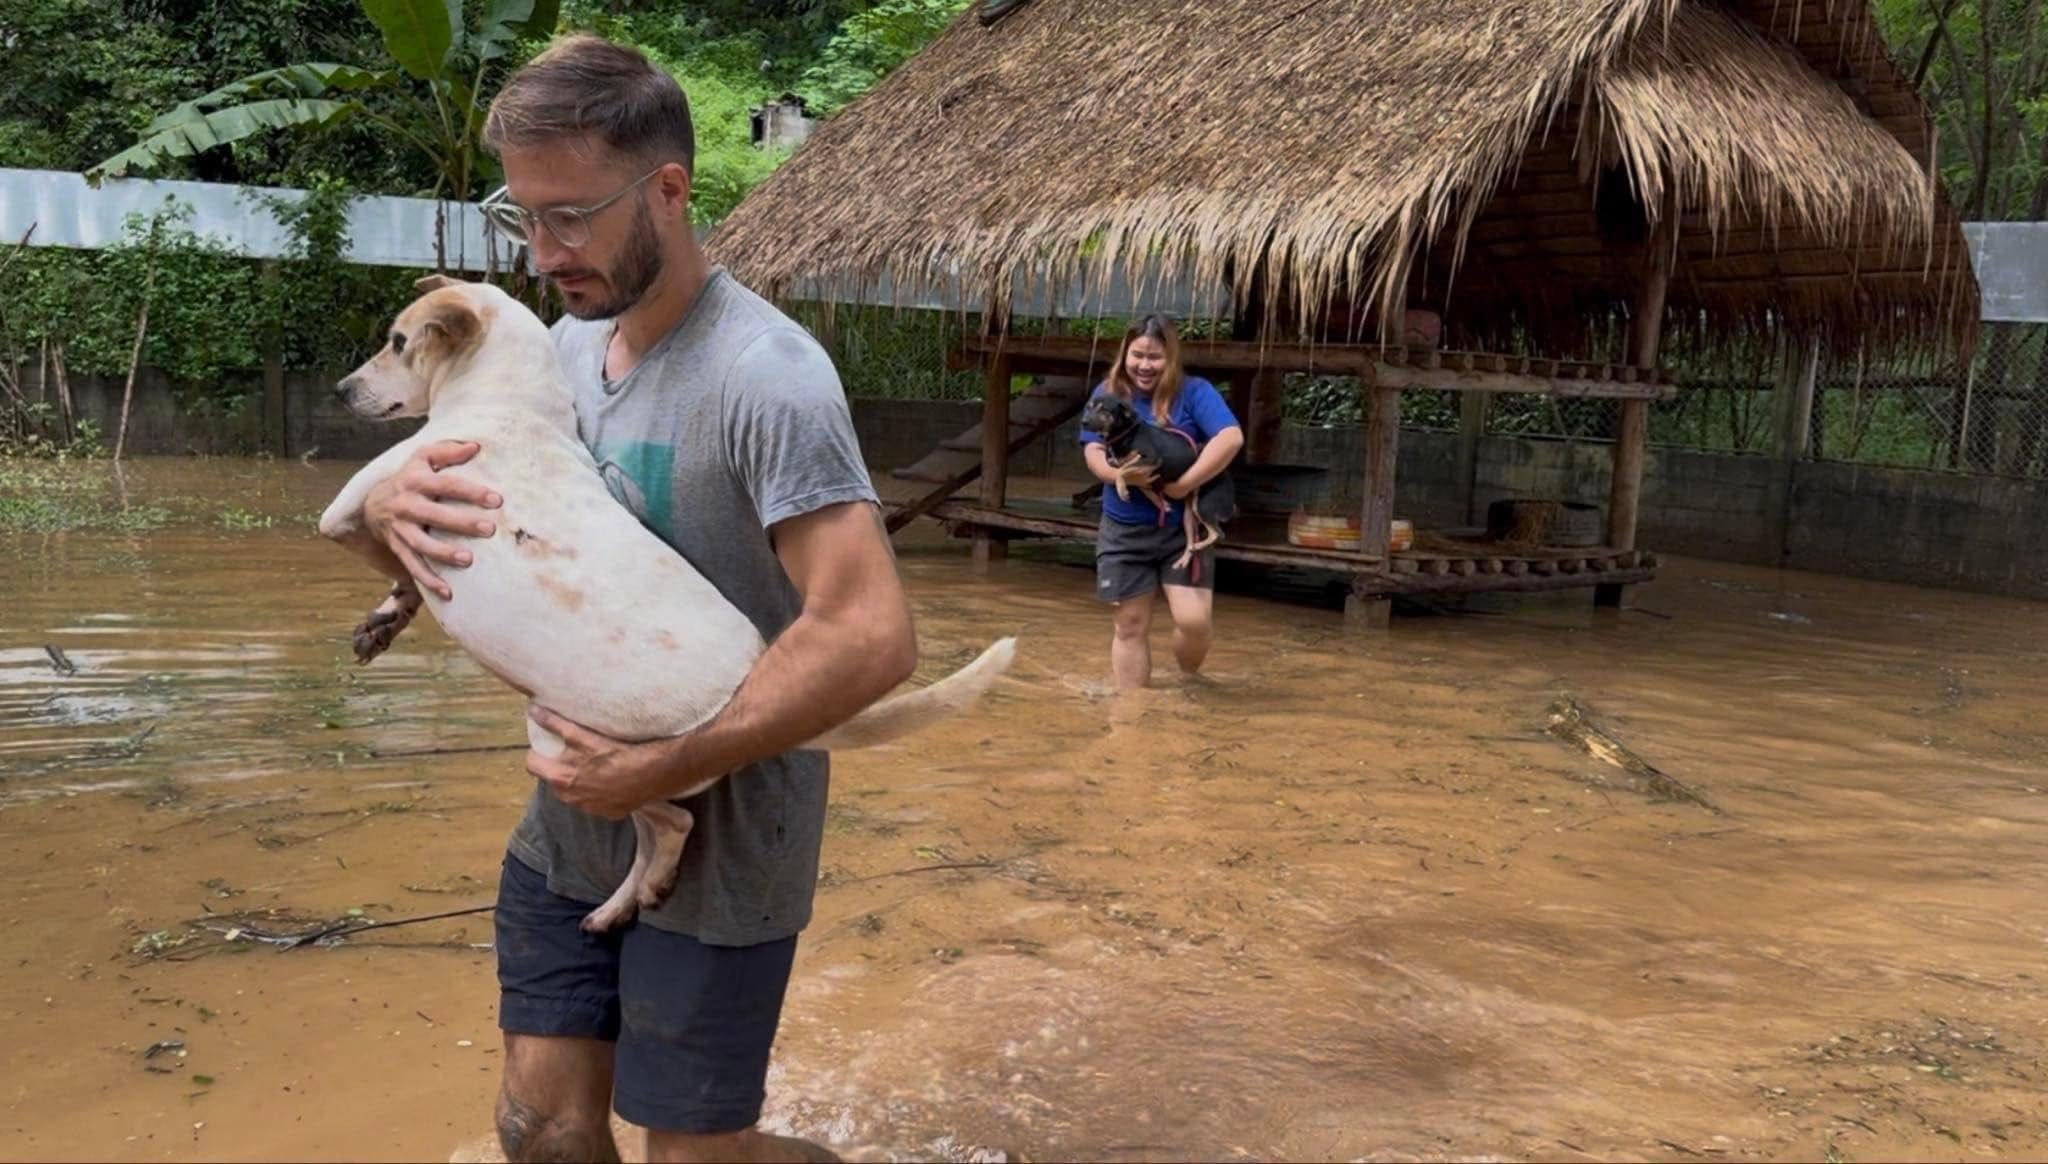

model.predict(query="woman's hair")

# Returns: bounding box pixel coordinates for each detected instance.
[1104,313,1186,424]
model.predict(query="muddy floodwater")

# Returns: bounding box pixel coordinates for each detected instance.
[5,456,2048,1163]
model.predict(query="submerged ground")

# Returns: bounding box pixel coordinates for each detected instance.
[4,456,2046,1163]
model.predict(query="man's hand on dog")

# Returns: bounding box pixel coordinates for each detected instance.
[525,704,678,820]
[365,439,503,600]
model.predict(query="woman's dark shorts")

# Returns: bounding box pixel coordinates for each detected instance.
[1094,513,1215,603]
[493,853,797,1134]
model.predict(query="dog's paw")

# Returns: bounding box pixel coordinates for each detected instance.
[580,900,637,933]
[636,864,683,912]
[351,608,404,664]
[351,585,421,665]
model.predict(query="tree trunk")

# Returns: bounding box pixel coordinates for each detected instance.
[1912,0,1964,88]
[51,340,73,444]
[1970,3,1996,218]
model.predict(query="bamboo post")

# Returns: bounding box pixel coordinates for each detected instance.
[1229,273,1280,463]
[112,233,161,465]
[1346,382,1402,629]
[1765,331,1821,563]
[51,340,73,444]
[113,299,151,464]
[1596,183,1680,608]
[972,341,1013,572]
[1456,389,1489,526]
[1245,367,1285,464]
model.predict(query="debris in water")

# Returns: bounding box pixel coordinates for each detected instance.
[131,929,194,956]
[142,1039,185,1059]
[43,645,77,675]
[1545,696,1721,814]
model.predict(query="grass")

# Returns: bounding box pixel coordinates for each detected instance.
[0,457,309,534]
[217,506,276,530]
[0,459,173,533]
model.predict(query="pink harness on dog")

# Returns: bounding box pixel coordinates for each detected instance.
[1156,424,1203,584]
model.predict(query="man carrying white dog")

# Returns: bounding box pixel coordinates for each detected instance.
[355,33,911,1164]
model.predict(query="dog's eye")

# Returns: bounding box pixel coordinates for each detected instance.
[390,332,407,355]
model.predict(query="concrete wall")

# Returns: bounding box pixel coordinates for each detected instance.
[29,373,2048,600]
[55,368,419,459]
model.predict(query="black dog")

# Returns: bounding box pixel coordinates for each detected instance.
[1080,392,1238,564]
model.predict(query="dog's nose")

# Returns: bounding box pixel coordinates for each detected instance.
[334,376,358,399]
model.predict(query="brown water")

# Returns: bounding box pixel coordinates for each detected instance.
[5,456,2048,1163]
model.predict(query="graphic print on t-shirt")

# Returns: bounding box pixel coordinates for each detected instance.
[595,440,674,542]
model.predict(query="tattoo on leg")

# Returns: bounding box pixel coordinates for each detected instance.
[496,1091,620,1164]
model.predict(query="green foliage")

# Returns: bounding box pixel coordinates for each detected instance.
[1873,0,2048,220]
[0,0,420,189]
[251,175,425,370]
[87,0,563,206]
[2,0,1006,430]
[2,190,422,425]
[0,0,200,172]
[548,2,972,224]
[563,0,877,84]
[784,304,984,400]
[10,202,262,388]
[797,0,969,116]
[89,65,378,184]
[0,411,103,459]
[631,42,791,224]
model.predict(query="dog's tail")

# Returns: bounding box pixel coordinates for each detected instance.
[802,636,1017,751]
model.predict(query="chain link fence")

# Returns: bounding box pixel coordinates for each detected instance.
[1458,323,2048,477]
[1813,323,2048,475]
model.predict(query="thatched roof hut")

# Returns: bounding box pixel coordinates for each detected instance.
[709,0,1978,356]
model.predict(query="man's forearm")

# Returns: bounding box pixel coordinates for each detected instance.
[655,608,914,793]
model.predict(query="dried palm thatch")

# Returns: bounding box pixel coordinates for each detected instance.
[707,0,1976,356]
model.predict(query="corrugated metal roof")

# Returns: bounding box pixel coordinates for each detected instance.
[0,167,529,273]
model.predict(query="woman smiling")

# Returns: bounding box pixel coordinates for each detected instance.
[1078,314,1244,689]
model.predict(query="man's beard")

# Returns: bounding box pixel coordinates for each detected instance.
[554,201,666,321]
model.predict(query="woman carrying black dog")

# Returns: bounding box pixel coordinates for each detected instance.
[1079,314,1245,689]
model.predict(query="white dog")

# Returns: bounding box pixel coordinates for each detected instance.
[317,276,1015,932]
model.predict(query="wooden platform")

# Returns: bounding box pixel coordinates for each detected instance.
[894,498,1662,597]
[912,498,1386,574]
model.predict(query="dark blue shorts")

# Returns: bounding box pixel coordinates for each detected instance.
[1095,515,1215,602]
[492,853,798,1134]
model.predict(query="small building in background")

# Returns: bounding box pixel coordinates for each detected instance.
[750,93,817,152]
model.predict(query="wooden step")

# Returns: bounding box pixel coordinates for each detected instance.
[884,376,1095,535]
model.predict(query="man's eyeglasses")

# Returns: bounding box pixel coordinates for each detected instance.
[479,167,663,249]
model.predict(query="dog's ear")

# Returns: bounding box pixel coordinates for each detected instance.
[414,274,463,294]
[417,293,482,352]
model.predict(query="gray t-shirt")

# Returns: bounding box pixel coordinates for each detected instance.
[504,267,878,947]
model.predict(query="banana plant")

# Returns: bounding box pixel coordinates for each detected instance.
[87,0,559,207]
